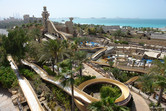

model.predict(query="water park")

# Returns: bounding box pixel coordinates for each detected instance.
[0,6,166,111]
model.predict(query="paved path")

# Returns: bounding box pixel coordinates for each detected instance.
[83,63,103,78]
[83,63,150,110]
[0,87,18,111]
[131,91,150,111]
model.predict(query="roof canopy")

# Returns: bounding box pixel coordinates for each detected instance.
[144,51,166,59]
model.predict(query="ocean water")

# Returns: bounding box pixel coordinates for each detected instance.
[50,18,166,28]
[0,29,8,36]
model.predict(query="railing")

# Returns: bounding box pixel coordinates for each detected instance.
[115,94,132,106]
[128,85,166,109]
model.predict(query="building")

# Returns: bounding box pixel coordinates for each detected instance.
[102,25,120,33]
[23,14,42,23]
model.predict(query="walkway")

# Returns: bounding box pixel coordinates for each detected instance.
[83,63,103,78]
[0,87,17,111]
[7,56,44,111]
[83,63,150,110]
[131,91,150,111]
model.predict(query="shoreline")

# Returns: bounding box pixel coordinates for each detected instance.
[51,18,166,28]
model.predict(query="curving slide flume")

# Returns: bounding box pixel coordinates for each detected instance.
[46,20,68,40]
[91,47,107,61]
[125,76,139,84]
[7,56,44,111]
[21,60,131,111]
[21,60,98,104]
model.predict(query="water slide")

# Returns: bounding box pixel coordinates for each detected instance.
[21,60,131,111]
[46,20,68,40]
[79,47,105,51]
[90,60,110,66]
[77,78,131,105]
[91,47,107,61]
[7,56,44,111]
[125,76,139,84]
[21,60,98,104]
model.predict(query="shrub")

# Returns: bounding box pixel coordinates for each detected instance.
[0,66,18,88]
[51,85,71,110]
[114,40,128,44]
[75,75,96,86]
[47,101,56,111]
[139,42,144,46]
[103,67,110,72]
[57,107,62,111]
[43,65,56,76]
[100,85,121,99]
[121,41,128,44]
[119,72,128,82]
[109,61,114,67]
[20,69,34,79]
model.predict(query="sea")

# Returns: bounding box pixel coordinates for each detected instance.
[0,29,8,36]
[50,18,166,28]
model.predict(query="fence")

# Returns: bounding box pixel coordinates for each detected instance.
[128,85,166,110]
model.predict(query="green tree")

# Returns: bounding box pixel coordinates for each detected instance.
[0,47,9,66]
[40,39,67,73]
[20,69,34,79]
[139,74,154,94]
[32,28,42,43]
[150,57,166,106]
[57,59,75,111]
[0,66,18,88]
[74,51,87,76]
[27,41,43,61]
[100,85,121,99]
[2,28,28,61]
[113,30,124,40]
[88,97,129,111]
[154,75,166,106]
[88,85,129,111]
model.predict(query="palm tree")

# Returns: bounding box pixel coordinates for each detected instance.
[88,97,129,111]
[112,29,124,41]
[154,75,166,106]
[32,28,41,43]
[138,74,154,95]
[88,84,129,111]
[150,57,166,106]
[74,51,87,76]
[39,39,65,73]
[57,59,75,111]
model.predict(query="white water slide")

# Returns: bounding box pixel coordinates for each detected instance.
[7,56,44,111]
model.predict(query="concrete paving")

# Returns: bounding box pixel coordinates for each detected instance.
[131,91,150,111]
[0,87,18,111]
[82,63,103,78]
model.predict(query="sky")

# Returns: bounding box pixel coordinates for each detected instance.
[0,0,166,19]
